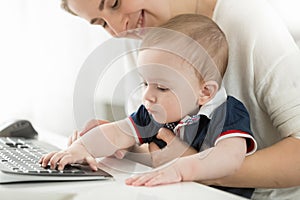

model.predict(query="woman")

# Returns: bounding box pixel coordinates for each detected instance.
[62,0,300,199]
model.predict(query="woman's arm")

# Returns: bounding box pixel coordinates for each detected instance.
[202,137,300,188]
[213,0,300,189]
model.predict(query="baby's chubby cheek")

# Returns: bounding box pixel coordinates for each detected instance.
[150,103,185,124]
[146,104,167,123]
[174,89,199,117]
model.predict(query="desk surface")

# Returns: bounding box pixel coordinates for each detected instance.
[0,129,246,200]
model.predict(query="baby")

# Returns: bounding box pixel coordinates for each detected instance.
[40,14,256,198]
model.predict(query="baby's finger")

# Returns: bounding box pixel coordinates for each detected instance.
[130,173,159,186]
[125,175,143,185]
[39,154,47,164]
[49,152,66,169]
[144,173,168,186]
[85,156,98,171]
[156,128,175,144]
[149,142,160,152]
[40,151,58,167]
[57,155,74,171]
[114,149,127,159]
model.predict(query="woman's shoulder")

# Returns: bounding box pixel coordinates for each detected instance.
[213,0,282,34]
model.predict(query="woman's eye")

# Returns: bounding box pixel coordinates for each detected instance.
[102,21,107,28]
[112,0,120,9]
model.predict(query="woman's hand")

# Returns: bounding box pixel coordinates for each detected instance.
[67,119,110,146]
[149,128,197,167]
[67,119,129,160]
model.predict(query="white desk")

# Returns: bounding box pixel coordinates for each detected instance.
[0,129,246,200]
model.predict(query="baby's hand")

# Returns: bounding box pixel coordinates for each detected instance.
[39,140,98,171]
[125,160,183,186]
[150,128,197,167]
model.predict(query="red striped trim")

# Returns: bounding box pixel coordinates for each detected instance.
[218,130,255,153]
[128,117,143,144]
[219,130,249,137]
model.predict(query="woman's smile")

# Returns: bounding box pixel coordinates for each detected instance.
[136,10,145,29]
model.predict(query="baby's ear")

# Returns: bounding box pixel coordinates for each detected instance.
[198,81,219,105]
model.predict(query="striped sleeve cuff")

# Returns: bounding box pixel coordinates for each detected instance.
[215,130,257,156]
[125,117,143,145]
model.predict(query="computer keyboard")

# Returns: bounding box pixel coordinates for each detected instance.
[0,137,113,183]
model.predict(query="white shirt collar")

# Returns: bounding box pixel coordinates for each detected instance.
[174,87,227,138]
[197,86,227,119]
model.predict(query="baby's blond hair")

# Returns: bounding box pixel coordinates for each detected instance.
[141,14,228,86]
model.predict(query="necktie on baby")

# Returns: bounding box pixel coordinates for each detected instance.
[174,115,209,140]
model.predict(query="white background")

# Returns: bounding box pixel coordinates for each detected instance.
[1,0,299,137]
[0,0,111,136]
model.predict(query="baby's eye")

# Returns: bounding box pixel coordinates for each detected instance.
[112,0,120,9]
[157,85,169,92]
[142,82,148,87]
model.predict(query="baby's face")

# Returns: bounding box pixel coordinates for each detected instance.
[138,49,201,123]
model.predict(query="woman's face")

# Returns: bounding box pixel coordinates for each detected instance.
[67,0,172,36]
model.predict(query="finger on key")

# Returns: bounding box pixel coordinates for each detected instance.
[85,156,98,171]
[49,152,65,170]
[57,155,74,171]
[40,151,57,167]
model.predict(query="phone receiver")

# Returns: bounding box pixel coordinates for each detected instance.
[0,119,38,139]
